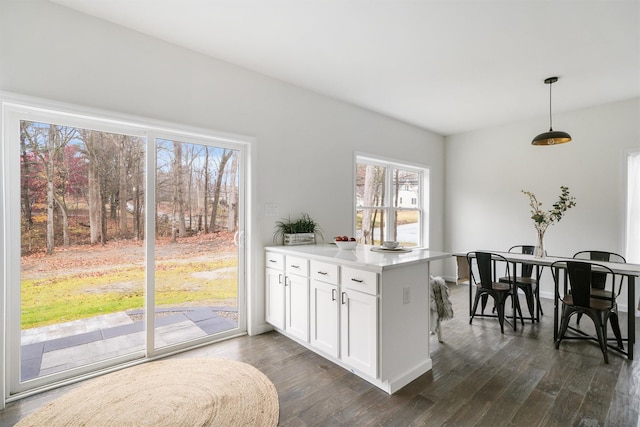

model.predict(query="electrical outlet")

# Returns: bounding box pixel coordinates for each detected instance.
[403,287,410,304]
[264,203,280,217]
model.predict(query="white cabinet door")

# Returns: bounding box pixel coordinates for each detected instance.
[265,267,285,330]
[340,289,378,378]
[310,279,339,358]
[285,273,309,342]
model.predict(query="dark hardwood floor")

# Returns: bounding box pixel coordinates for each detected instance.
[2,282,639,426]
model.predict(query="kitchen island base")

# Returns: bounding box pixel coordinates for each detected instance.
[265,244,450,394]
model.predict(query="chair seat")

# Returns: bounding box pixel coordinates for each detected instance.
[590,288,613,299]
[489,282,511,291]
[561,295,613,311]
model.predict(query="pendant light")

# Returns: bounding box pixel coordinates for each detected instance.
[532,76,572,146]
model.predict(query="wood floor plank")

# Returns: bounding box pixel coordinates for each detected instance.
[542,387,584,426]
[509,388,555,427]
[575,361,619,425]
[3,282,639,427]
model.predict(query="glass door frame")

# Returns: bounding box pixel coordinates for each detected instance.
[146,131,248,354]
[1,99,250,400]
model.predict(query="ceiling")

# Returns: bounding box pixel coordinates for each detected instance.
[50,0,639,136]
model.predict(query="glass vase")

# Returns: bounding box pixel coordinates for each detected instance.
[534,228,545,258]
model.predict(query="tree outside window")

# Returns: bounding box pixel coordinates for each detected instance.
[355,156,428,248]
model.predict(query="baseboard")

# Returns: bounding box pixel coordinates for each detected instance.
[384,358,433,394]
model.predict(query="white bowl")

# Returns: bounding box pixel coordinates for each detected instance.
[382,241,399,249]
[334,240,357,250]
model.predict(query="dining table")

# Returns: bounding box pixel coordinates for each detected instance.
[455,251,640,360]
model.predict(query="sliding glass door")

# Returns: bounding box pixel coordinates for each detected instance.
[152,138,242,350]
[16,121,147,387]
[4,104,246,396]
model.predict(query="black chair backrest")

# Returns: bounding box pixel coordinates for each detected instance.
[573,250,626,264]
[476,252,493,289]
[566,261,593,307]
[573,250,626,290]
[468,252,511,290]
[552,260,616,308]
[509,245,535,278]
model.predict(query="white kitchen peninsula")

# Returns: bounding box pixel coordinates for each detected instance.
[265,244,450,394]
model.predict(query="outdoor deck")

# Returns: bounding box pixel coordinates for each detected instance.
[20,307,238,381]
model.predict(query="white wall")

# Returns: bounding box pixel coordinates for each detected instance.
[0,1,446,334]
[444,97,640,310]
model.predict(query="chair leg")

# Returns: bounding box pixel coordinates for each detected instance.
[556,306,571,349]
[470,291,482,324]
[495,298,506,334]
[521,285,535,322]
[592,313,609,364]
[509,293,524,326]
[608,312,624,350]
[536,293,544,316]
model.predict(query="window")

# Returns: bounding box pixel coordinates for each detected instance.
[355,155,429,248]
[626,150,640,264]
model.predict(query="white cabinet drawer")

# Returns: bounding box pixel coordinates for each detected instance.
[286,256,309,277]
[342,267,378,296]
[265,252,284,270]
[310,260,339,284]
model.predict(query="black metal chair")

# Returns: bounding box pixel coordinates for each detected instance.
[572,251,626,340]
[552,260,622,363]
[468,251,523,333]
[573,251,626,300]
[498,245,543,322]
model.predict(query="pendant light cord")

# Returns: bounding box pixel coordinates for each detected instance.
[548,81,553,131]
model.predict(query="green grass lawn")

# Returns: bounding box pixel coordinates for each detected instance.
[21,258,238,330]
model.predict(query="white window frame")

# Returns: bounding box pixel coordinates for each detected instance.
[354,153,430,248]
[625,149,640,264]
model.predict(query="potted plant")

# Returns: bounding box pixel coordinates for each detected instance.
[273,213,323,245]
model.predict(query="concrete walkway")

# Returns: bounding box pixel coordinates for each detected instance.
[20,307,238,381]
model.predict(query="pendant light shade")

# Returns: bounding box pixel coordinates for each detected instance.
[532,77,571,146]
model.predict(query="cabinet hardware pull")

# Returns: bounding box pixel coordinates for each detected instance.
[331,288,337,301]
[317,271,328,275]
[351,278,364,283]
[278,274,282,284]
[269,259,276,263]
[284,276,289,286]
[341,292,347,304]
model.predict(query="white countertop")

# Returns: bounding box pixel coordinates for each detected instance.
[266,244,450,271]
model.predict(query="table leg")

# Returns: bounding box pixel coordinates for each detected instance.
[468,258,472,318]
[535,265,541,322]
[629,275,635,360]
[553,266,559,341]
[512,261,517,331]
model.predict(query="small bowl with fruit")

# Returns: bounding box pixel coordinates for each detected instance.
[334,235,357,250]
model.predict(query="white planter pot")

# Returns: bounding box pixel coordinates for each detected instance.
[284,233,316,246]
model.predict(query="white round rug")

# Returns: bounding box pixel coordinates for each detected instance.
[16,358,279,426]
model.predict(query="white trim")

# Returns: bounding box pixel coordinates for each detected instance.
[623,148,640,317]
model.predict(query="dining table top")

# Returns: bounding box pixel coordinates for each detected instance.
[454,251,640,277]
